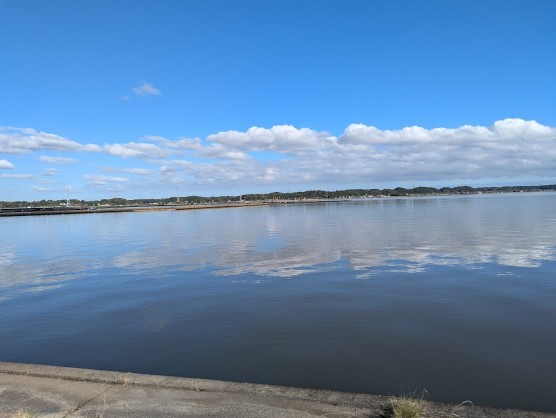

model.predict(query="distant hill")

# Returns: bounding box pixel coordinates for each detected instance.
[1,184,555,209]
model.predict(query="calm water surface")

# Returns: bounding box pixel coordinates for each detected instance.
[1,193,555,411]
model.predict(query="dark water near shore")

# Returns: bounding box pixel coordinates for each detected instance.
[1,193,555,411]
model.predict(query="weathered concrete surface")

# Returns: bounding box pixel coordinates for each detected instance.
[0,362,554,418]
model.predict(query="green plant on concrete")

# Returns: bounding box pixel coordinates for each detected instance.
[389,396,427,418]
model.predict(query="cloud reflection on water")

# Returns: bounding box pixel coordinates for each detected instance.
[0,256,92,301]
[1,194,555,300]
[108,196,556,279]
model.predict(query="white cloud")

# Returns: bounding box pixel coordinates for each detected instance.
[104,142,174,159]
[148,118,556,188]
[0,174,34,179]
[329,118,556,182]
[101,167,155,175]
[43,168,59,176]
[122,168,153,175]
[0,159,15,169]
[107,185,126,193]
[39,156,78,164]
[206,125,332,155]
[83,175,129,186]
[131,82,162,97]
[4,119,556,199]
[38,178,56,184]
[0,127,100,154]
[198,143,251,161]
[143,135,202,150]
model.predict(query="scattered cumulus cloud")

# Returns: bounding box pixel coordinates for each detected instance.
[0,127,100,154]
[3,119,556,198]
[39,156,78,164]
[142,135,203,150]
[43,168,59,176]
[83,175,129,186]
[122,168,154,175]
[101,167,155,175]
[131,81,162,97]
[31,186,53,192]
[142,135,168,143]
[198,143,251,161]
[0,159,15,169]
[104,142,174,159]
[38,178,56,185]
[0,174,34,179]
[107,185,126,193]
[207,125,332,154]
[139,118,556,187]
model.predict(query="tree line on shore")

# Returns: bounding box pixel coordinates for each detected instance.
[1,184,555,208]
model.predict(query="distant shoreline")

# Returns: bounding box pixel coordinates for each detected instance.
[0,199,352,217]
[1,189,554,218]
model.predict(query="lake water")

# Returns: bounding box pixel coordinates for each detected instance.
[1,193,555,411]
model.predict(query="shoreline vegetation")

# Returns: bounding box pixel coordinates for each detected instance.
[1,183,555,217]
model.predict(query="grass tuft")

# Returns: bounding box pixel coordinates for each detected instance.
[389,396,427,418]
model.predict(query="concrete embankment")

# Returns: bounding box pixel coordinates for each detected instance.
[0,199,353,217]
[0,362,554,418]
[0,202,269,217]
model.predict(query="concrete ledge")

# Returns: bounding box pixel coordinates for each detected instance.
[1,361,555,417]
[0,361,383,409]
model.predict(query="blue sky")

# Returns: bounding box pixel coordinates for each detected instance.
[1,0,555,201]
